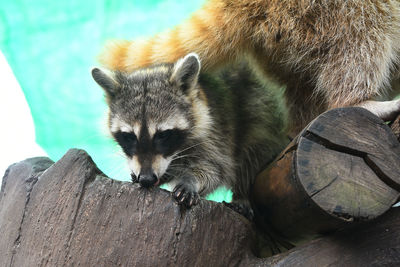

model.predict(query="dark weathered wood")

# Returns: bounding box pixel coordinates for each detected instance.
[390,114,400,141]
[253,107,400,244]
[0,149,255,266]
[0,158,53,266]
[250,207,400,266]
[1,148,400,266]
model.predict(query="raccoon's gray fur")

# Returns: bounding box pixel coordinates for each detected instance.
[92,53,288,208]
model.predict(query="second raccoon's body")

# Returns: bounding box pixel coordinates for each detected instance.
[92,54,287,206]
[100,0,400,135]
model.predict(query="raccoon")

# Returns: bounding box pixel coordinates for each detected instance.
[99,0,400,136]
[92,53,288,208]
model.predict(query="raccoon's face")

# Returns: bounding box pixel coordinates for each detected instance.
[92,53,202,187]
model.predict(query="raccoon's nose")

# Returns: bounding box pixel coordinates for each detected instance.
[138,172,158,188]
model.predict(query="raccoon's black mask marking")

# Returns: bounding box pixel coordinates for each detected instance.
[113,129,188,158]
[153,129,188,157]
[114,131,137,157]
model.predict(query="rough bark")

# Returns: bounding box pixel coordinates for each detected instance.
[0,157,53,266]
[390,114,400,142]
[0,150,255,266]
[250,207,400,266]
[253,107,400,245]
[1,109,400,266]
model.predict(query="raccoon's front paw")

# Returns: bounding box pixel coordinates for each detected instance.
[172,183,200,208]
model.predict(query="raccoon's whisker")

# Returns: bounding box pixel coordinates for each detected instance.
[162,171,171,177]
[173,140,212,156]
[168,163,187,168]
[163,170,176,177]
[167,163,186,168]
[171,154,201,161]
[165,166,186,173]
[168,163,188,169]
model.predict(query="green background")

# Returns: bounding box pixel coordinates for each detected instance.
[0,0,232,202]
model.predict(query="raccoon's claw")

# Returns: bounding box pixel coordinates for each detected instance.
[172,184,200,208]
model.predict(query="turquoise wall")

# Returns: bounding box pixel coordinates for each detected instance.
[0,0,232,202]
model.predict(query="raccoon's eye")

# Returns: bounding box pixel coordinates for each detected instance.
[155,130,173,141]
[153,129,186,156]
[113,131,137,157]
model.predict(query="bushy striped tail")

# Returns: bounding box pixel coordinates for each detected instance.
[98,1,248,72]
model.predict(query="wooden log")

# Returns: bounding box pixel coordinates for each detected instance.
[390,114,400,142]
[0,150,255,266]
[252,107,400,244]
[1,148,400,266]
[249,207,400,266]
[0,157,53,263]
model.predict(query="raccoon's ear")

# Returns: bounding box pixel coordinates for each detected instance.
[171,53,201,93]
[91,67,119,97]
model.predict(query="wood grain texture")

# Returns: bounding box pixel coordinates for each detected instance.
[0,157,53,267]
[253,107,400,244]
[1,147,400,266]
[0,149,254,266]
[250,207,400,266]
[390,114,400,142]
[302,107,400,192]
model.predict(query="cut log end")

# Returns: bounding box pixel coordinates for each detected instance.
[253,107,400,243]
